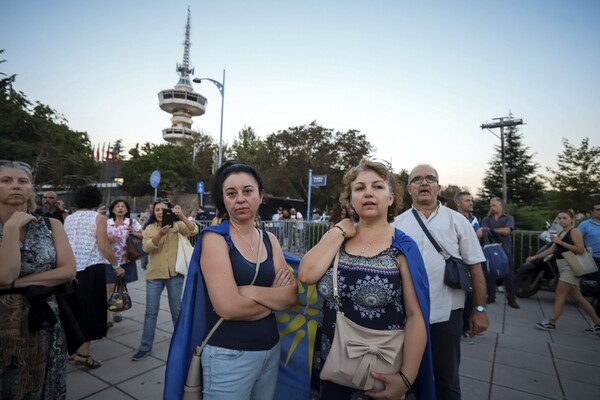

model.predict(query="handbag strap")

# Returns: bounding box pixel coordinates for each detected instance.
[195,229,264,355]
[411,209,446,257]
[331,251,341,310]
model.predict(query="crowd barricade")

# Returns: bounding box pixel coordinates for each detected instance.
[190,219,544,265]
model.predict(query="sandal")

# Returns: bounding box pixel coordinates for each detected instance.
[72,353,102,369]
[113,313,123,323]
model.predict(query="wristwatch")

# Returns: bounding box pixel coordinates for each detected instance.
[473,305,487,312]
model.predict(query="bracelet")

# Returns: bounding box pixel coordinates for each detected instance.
[111,264,120,270]
[398,370,412,391]
[334,225,346,237]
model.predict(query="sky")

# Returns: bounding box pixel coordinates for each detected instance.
[2,0,599,194]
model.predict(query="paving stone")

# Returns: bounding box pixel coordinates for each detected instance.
[492,363,562,399]
[460,375,490,400]
[561,377,600,400]
[460,356,493,381]
[116,365,166,400]
[550,342,600,367]
[490,384,560,400]
[494,346,555,376]
[66,369,109,400]
[554,358,600,387]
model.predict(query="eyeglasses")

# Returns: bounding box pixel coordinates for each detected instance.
[0,160,32,170]
[410,175,438,185]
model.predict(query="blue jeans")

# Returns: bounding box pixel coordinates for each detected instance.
[201,342,280,400]
[138,275,184,351]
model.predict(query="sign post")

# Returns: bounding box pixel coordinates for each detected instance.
[306,171,327,222]
[150,170,161,200]
[197,181,205,207]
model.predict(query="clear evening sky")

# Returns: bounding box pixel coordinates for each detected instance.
[2,0,599,194]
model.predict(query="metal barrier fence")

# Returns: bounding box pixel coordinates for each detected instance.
[190,220,545,266]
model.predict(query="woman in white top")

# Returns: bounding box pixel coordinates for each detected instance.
[64,185,121,369]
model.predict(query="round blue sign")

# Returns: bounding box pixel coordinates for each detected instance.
[150,170,161,188]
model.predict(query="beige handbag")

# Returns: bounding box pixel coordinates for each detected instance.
[320,251,405,392]
[175,223,195,276]
[562,248,598,277]
[182,230,264,400]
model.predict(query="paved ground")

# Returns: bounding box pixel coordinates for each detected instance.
[66,265,600,399]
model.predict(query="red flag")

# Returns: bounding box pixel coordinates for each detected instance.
[101,143,105,162]
[106,142,111,163]
[95,144,100,161]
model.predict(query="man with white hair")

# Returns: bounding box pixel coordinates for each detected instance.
[393,164,488,400]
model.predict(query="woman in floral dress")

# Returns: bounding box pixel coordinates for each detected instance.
[0,160,76,399]
[106,199,142,325]
[299,160,435,400]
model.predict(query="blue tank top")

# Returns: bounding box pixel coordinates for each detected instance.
[205,229,279,350]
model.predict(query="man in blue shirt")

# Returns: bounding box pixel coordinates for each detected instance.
[480,197,519,309]
[578,202,600,288]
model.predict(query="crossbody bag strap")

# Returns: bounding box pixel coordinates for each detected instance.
[411,209,445,256]
[332,251,341,311]
[195,229,264,355]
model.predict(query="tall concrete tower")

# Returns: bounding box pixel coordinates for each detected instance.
[158,8,206,145]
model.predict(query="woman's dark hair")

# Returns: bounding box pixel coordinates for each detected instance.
[73,185,103,209]
[329,203,348,226]
[147,198,174,225]
[108,199,131,220]
[212,159,264,219]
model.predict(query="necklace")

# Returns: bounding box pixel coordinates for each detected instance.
[359,234,374,256]
[233,226,256,252]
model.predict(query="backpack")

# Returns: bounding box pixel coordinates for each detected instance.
[482,230,509,279]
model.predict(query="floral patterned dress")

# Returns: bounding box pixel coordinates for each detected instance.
[311,245,406,400]
[0,217,67,399]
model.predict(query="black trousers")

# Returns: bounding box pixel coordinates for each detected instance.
[430,309,463,400]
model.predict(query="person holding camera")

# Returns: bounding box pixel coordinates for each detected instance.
[132,199,198,361]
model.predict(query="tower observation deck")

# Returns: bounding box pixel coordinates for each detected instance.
[158,8,206,145]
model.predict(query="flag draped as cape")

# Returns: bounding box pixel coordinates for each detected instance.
[163,223,435,400]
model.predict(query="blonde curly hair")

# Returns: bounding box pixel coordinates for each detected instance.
[338,159,402,223]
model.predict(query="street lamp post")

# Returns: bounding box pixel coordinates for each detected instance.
[480,116,525,205]
[193,69,226,170]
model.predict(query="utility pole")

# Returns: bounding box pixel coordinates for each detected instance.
[480,116,525,205]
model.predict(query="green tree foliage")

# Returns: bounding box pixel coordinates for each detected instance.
[1,52,99,187]
[479,117,544,204]
[231,126,266,167]
[257,121,373,210]
[121,142,209,197]
[546,137,600,213]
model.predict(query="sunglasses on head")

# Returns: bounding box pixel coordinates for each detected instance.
[154,198,171,204]
[0,160,32,170]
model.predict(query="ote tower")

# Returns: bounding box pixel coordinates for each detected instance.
[158,8,206,145]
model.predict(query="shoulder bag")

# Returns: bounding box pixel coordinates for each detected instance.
[126,219,147,262]
[182,229,264,400]
[176,223,195,276]
[320,251,405,392]
[562,248,598,277]
[411,209,472,293]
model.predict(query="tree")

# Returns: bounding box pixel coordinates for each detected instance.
[479,116,544,204]
[0,55,99,187]
[121,143,204,197]
[231,126,264,164]
[546,137,600,213]
[258,121,373,210]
